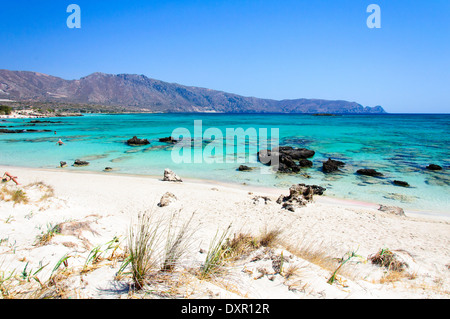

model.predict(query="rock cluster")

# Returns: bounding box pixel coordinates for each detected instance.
[277,184,326,211]
[258,146,315,173]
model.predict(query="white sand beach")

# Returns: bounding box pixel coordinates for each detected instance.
[0,165,449,299]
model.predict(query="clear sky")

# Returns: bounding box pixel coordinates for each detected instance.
[0,0,449,113]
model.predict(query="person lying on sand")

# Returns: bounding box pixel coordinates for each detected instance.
[2,172,20,186]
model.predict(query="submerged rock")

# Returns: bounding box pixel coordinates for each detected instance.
[426,164,442,171]
[0,129,52,134]
[159,136,179,144]
[357,169,384,177]
[126,136,150,146]
[163,169,183,183]
[273,146,316,160]
[393,180,410,187]
[238,165,254,171]
[258,146,315,174]
[299,159,313,168]
[322,158,345,173]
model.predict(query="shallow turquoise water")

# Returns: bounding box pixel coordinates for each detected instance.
[1,113,449,215]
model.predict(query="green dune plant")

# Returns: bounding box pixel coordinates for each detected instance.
[200,224,232,279]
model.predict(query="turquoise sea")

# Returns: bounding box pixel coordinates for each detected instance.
[1,113,449,216]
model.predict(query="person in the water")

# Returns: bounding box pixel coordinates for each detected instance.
[56,139,65,146]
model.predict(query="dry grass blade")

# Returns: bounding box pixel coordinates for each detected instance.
[200,224,232,279]
[127,211,165,290]
[369,248,408,272]
[258,226,283,248]
[161,211,197,272]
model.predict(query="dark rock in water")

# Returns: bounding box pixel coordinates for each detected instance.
[0,128,52,134]
[60,161,67,168]
[274,146,315,160]
[238,165,253,171]
[312,113,338,116]
[299,159,313,168]
[258,146,315,173]
[322,158,345,173]
[357,169,384,177]
[159,136,179,144]
[426,164,442,171]
[73,159,89,167]
[29,120,62,124]
[393,180,410,187]
[24,129,53,133]
[257,149,274,165]
[127,136,150,146]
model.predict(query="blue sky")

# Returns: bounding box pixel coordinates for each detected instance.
[0,0,449,113]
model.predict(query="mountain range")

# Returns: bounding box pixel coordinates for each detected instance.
[0,70,386,114]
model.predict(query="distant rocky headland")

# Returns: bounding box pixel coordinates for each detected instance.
[0,69,386,114]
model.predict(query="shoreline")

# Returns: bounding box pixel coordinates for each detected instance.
[2,164,448,222]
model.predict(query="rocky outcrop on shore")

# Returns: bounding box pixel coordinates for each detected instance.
[73,160,90,167]
[277,184,326,211]
[163,169,183,183]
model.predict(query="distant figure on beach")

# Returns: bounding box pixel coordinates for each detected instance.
[56,139,65,146]
[2,172,20,186]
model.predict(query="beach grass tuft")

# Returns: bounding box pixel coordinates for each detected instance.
[161,211,197,272]
[35,223,62,246]
[369,248,408,272]
[200,224,232,279]
[125,211,165,290]
[258,226,283,248]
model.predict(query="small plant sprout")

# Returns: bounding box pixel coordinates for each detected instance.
[35,223,61,246]
[51,254,71,278]
[200,224,232,279]
[328,250,364,285]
